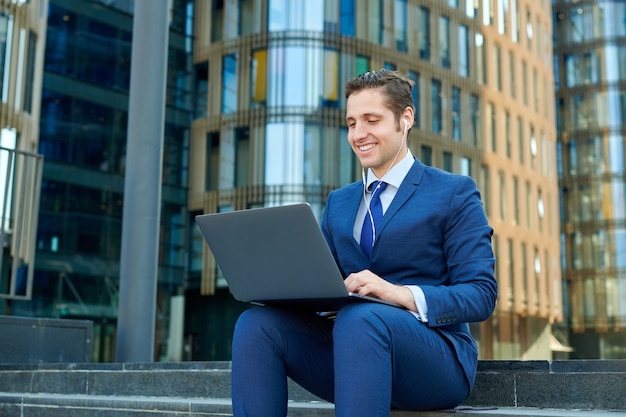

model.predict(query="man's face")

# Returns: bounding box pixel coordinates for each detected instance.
[345,88,410,178]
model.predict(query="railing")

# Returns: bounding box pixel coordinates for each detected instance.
[0,145,43,300]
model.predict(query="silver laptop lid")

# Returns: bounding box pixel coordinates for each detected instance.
[195,203,349,304]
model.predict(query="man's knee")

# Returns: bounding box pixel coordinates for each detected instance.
[333,303,390,337]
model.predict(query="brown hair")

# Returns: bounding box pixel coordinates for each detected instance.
[344,69,415,128]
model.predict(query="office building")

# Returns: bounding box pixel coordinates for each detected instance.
[0,0,48,317]
[5,0,193,362]
[553,0,626,358]
[187,0,562,360]
[3,0,572,362]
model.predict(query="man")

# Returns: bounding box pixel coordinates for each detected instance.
[231,69,497,416]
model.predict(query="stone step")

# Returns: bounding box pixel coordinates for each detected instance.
[0,360,624,416]
[0,393,621,417]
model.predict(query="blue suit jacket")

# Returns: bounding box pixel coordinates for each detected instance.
[321,158,497,389]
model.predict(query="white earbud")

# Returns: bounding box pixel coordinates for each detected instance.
[403,119,408,135]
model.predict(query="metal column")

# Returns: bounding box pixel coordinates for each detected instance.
[115,0,171,362]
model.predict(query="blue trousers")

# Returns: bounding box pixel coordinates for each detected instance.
[231,303,471,416]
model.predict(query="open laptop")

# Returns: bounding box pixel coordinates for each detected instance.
[195,203,402,311]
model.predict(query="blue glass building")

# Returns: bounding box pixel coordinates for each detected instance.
[10,0,194,361]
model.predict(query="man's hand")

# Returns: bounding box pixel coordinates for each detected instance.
[344,270,418,312]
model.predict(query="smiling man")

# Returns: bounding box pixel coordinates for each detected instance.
[230,69,497,417]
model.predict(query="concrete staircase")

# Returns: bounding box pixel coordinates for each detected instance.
[0,360,624,416]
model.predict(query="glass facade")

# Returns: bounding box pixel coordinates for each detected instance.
[3,0,571,362]
[554,0,626,358]
[188,0,561,361]
[0,1,47,310]
[8,0,194,362]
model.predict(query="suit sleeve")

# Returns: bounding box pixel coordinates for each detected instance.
[420,175,497,326]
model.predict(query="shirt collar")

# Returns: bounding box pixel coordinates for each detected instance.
[365,149,414,191]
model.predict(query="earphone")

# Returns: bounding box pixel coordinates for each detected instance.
[361,118,410,247]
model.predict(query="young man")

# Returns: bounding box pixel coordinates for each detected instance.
[231,69,497,416]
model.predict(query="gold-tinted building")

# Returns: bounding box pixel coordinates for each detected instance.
[187,0,562,360]
[0,0,47,303]
[554,0,626,358]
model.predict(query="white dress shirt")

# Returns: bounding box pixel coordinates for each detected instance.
[353,149,429,322]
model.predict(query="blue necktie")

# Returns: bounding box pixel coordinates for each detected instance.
[360,181,388,258]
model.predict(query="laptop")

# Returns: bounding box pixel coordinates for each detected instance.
[195,203,402,311]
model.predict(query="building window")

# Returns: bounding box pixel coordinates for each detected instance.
[267,46,324,108]
[168,48,193,111]
[211,0,224,42]
[264,122,323,193]
[421,145,432,166]
[0,13,12,103]
[419,6,430,60]
[475,33,485,85]
[459,24,469,77]
[250,49,267,107]
[470,94,480,146]
[483,0,494,26]
[338,126,354,186]
[541,133,548,175]
[235,126,249,187]
[497,0,508,35]
[268,0,323,32]
[533,69,539,112]
[323,49,339,107]
[395,0,408,52]
[530,125,537,169]
[498,170,506,220]
[452,86,461,141]
[439,16,450,68]
[534,248,541,309]
[194,62,208,119]
[525,181,532,228]
[511,0,519,42]
[522,60,527,105]
[443,151,453,172]
[507,238,514,304]
[22,31,37,113]
[481,165,491,216]
[206,132,220,191]
[505,110,511,158]
[239,0,254,35]
[512,176,519,224]
[431,79,442,134]
[526,9,533,50]
[340,0,355,36]
[368,0,383,45]
[517,116,524,163]
[537,189,544,232]
[509,50,515,98]
[521,242,527,304]
[355,55,369,75]
[460,157,471,176]
[222,54,237,114]
[487,102,496,152]
[163,123,189,187]
[494,43,502,91]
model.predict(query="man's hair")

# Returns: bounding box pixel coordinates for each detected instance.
[344,69,415,126]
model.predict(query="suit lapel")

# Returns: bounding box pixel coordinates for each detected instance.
[377,160,425,236]
[334,181,365,244]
